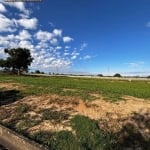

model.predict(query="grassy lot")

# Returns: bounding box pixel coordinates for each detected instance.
[0,74,150,101]
[0,74,150,149]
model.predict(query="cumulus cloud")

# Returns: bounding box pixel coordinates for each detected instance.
[17,30,31,40]
[9,2,25,11]
[53,29,62,37]
[81,55,92,60]
[0,3,6,12]
[71,51,80,60]
[0,14,16,32]
[35,30,53,41]
[63,36,74,43]
[19,40,34,49]
[17,18,38,29]
[50,38,58,45]
[0,13,38,32]
[80,42,88,51]
[19,13,30,19]
[0,1,29,15]
[56,46,62,50]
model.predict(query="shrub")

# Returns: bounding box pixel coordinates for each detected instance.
[113,73,122,77]
[97,74,103,77]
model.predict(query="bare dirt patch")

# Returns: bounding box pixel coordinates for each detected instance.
[63,88,77,92]
[0,82,24,90]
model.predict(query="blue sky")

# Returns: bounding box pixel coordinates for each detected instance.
[0,0,150,76]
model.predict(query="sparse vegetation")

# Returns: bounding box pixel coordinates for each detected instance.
[16,103,30,114]
[30,115,119,150]
[41,108,70,123]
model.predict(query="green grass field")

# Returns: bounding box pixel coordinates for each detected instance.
[0,74,150,101]
[1,74,150,149]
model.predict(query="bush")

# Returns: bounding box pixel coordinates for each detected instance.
[113,73,122,77]
[97,74,103,77]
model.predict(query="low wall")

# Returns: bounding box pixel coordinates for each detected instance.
[0,124,48,150]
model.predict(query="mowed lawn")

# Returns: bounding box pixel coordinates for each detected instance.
[0,74,150,101]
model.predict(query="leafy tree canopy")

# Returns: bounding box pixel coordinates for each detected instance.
[0,48,33,75]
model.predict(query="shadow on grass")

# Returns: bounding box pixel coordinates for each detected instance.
[0,89,23,106]
[117,110,150,149]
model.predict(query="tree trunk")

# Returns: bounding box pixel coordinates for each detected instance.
[18,69,21,76]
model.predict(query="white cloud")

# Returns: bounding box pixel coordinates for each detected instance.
[63,36,74,43]
[19,13,29,19]
[0,3,6,12]
[53,29,62,37]
[1,1,30,15]
[18,40,33,49]
[146,22,150,27]
[50,59,71,68]
[56,46,62,50]
[48,22,54,27]
[9,2,25,11]
[0,40,9,47]
[80,42,88,51]
[71,51,80,60]
[64,52,70,56]
[35,41,49,50]
[65,46,70,49]
[71,55,77,60]
[17,30,31,40]
[35,30,53,41]
[81,55,92,60]
[50,38,58,45]
[0,14,16,32]
[125,61,145,68]
[17,18,38,29]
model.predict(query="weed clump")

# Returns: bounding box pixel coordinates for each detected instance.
[41,108,70,123]
[48,131,79,150]
[71,115,119,150]
[16,103,30,114]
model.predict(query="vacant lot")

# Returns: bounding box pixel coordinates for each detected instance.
[0,75,150,149]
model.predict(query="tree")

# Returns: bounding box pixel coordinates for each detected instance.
[35,70,41,74]
[113,73,122,77]
[0,48,33,75]
[97,74,103,77]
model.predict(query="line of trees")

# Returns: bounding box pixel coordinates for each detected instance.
[0,48,33,75]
